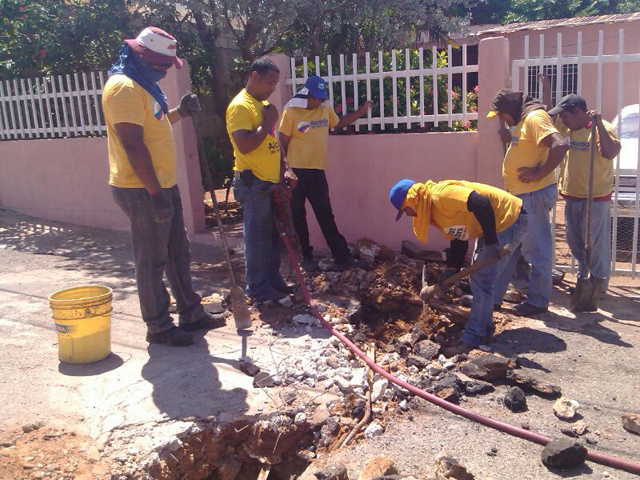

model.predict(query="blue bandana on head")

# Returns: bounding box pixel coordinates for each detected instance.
[108,43,169,114]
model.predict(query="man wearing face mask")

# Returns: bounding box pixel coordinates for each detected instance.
[103,27,225,347]
[487,89,568,317]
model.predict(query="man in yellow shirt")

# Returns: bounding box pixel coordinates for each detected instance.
[226,58,297,302]
[487,89,568,317]
[390,179,528,357]
[549,94,621,302]
[279,76,372,271]
[104,27,225,347]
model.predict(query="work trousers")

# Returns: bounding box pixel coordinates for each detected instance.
[291,168,350,262]
[232,174,287,301]
[112,185,206,333]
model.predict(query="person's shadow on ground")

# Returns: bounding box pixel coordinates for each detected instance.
[492,326,567,365]
[141,335,249,421]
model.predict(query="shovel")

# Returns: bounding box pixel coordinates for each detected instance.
[571,121,603,312]
[420,245,512,301]
[193,116,253,330]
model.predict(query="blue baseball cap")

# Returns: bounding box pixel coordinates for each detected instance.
[389,179,416,220]
[304,76,328,100]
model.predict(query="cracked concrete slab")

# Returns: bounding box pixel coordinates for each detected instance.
[0,209,316,472]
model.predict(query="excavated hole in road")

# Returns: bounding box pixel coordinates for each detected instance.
[306,252,474,348]
[148,418,315,480]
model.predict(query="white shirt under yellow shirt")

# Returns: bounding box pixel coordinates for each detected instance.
[502,109,559,196]
[555,117,619,199]
[278,104,340,170]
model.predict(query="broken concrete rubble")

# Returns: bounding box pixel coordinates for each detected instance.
[460,355,513,381]
[358,455,398,480]
[434,452,475,480]
[622,413,640,435]
[553,397,580,421]
[505,369,561,397]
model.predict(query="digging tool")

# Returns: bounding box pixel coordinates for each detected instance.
[420,245,512,301]
[571,121,604,312]
[193,116,252,330]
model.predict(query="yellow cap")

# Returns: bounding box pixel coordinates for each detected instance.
[486,110,498,119]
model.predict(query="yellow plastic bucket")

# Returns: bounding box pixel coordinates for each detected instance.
[49,285,113,364]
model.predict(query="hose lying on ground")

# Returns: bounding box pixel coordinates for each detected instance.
[278,232,640,475]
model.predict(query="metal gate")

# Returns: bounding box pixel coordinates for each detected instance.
[511,28,640,277]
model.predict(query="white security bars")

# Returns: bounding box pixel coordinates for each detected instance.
[286,46,479,132]
[512,29,640,277]
[0,72,107,140]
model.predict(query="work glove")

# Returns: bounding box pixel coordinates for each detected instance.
[437,268,459,289]
[178,93,201,117]
[476,243,500,265]
[150,190,174,223]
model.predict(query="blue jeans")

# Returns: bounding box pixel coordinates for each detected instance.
[462,211,529,347]
[495,183,557,309]
[233,175,286,300]
[112,186,206,333]
[565,197,611,282]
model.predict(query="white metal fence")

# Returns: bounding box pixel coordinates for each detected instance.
[0,71,107,140]
[511,28,640,277]
[286,46,479,132]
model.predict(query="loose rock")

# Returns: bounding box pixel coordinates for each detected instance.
[553,397,580,420]
[541,438,587,470]
[572,420,589,436]
[622,413,640,435]
[364,422,385,439]
[406,355,430,370]
[506,369,561,397]
[460,355,512,381]
[434,452,475,480]
[358,455,398,480]
[315,464,349,480]
[503,387,527,412]
[253,371,276,388]
[239,358,261,377]
[414,340,440,360]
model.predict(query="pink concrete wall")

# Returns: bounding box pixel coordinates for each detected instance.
[0,62,206,234]
[304,132,479,252]
[480,21,640,121]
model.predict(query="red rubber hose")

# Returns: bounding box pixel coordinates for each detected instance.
[278,232,640,475]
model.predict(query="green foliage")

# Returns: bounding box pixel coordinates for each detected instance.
[470,0,640,25]
[297,49,478,134]
[0,0,139,78]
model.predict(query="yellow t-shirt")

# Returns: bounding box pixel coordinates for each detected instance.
[102,75,177,188]
[430,181,522,241]
[555,117,619,198]
[226,89,281,183]
[503,109,559,195]
[278,105,340,170]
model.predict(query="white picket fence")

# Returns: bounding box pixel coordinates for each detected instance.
[286,45,479,131]
[512,28,640,276]
[0,71,107,140]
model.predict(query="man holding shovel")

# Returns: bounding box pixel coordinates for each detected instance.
[103,27,225,347]
[548,94,620,309]
[278,76,372,272]
[389,179,528,356]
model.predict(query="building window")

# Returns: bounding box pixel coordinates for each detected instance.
[527,64,578,100]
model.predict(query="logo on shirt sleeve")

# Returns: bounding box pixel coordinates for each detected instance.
[153,101,165,121]
[297,121,311,133]
[444,225,469,241]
